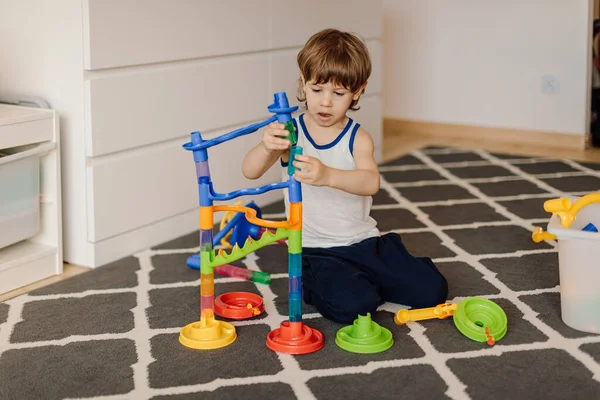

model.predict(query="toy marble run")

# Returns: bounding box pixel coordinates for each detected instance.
[186,200,273,285]
[179,92,324,354]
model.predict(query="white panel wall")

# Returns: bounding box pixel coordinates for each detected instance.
[271,0,382,48]
[365,41,383,99]
[87,129,280,242]
[382,0,591,135]
[271,49,305,109]
[85,56,271,156]
[84,0,271,69]
[352,97,383,163]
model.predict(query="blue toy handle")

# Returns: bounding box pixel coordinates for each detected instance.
[183,116,277,151]
[268,92,298,123]
[183,92,298,151]
[210,181,289,202]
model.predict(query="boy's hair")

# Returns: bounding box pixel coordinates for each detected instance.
[297,28,371,111]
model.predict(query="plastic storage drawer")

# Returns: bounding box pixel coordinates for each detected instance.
[0,151,40,250]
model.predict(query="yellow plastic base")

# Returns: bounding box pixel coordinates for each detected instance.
[179,316,237,350]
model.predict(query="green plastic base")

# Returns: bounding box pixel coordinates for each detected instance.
[335,313,393,353]
[453,297,507,345]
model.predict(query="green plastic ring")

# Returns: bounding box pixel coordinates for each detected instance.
[453,297,507,343]
[335,313,393,354]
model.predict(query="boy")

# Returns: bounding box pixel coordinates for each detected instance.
[242,28,448,324]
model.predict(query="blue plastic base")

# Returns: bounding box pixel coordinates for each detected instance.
[187,254,201,270]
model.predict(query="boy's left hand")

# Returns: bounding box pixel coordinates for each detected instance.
[292,155,331,186]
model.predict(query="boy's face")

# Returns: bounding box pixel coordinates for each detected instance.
[302,79,365,127]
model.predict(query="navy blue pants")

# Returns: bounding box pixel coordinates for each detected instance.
[302,233,448,324]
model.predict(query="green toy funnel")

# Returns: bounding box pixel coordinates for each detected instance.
[335,313,393,353]
[453,297,507,345]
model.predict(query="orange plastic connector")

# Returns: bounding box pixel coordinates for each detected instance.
[199,206,214,230]
[288,202,302,230]
[485,327,495,346]
[200,273,214,296]
[212,204,299,229]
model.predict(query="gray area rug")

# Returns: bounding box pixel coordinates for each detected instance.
[2,146,600,400]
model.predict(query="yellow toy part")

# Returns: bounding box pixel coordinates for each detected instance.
[531,226,557,243]
[179,315,236,350]
[543,193,600,228]
[394,303,457,325]
[531,193,600,242]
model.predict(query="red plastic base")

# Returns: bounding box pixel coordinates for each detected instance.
[214,292,264,320]
[266,321,324,354]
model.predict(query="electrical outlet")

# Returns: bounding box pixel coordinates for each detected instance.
[541,75,560,94]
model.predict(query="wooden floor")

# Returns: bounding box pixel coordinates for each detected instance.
[382,131,600,164]
[2,129,600,302]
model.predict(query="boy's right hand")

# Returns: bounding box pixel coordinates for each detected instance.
[262,122,291,153]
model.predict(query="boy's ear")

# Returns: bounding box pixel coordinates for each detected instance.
[353,82,368,100]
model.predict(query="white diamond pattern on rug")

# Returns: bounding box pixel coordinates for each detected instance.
[1,147,600,400]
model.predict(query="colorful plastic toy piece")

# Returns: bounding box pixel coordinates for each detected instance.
[180,92,324,353]
[544,193,600,228]
[531,226,557,243]
[214,292,264,320]
[187,256,272,285]
[283,120,297,145]
[186,201,285,284]
[452,298,507,345]
[582,223,598,232]
[394,303,457,325]
[394,297,507,346]
[335,313,393,353]
[532,193,600,241]
[287,145,303,176]
[218,264,271,285]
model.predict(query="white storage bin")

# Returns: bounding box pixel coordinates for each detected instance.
[0,149,40,250]
[547,196,600,334]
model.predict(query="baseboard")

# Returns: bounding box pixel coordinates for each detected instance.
[384,118,587,151]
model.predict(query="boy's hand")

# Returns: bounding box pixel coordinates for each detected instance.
[262,122,291,154]
[293,155,331,186]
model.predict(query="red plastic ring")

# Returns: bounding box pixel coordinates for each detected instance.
[266,321,324,354]
[214,292,264,320]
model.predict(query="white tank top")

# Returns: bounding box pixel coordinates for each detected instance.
[282,113,380,248]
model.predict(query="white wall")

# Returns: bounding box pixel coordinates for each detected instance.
[383,0,592,135]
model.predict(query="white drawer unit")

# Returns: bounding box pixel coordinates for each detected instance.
[0,105,63,294]
[0,0,383,268]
